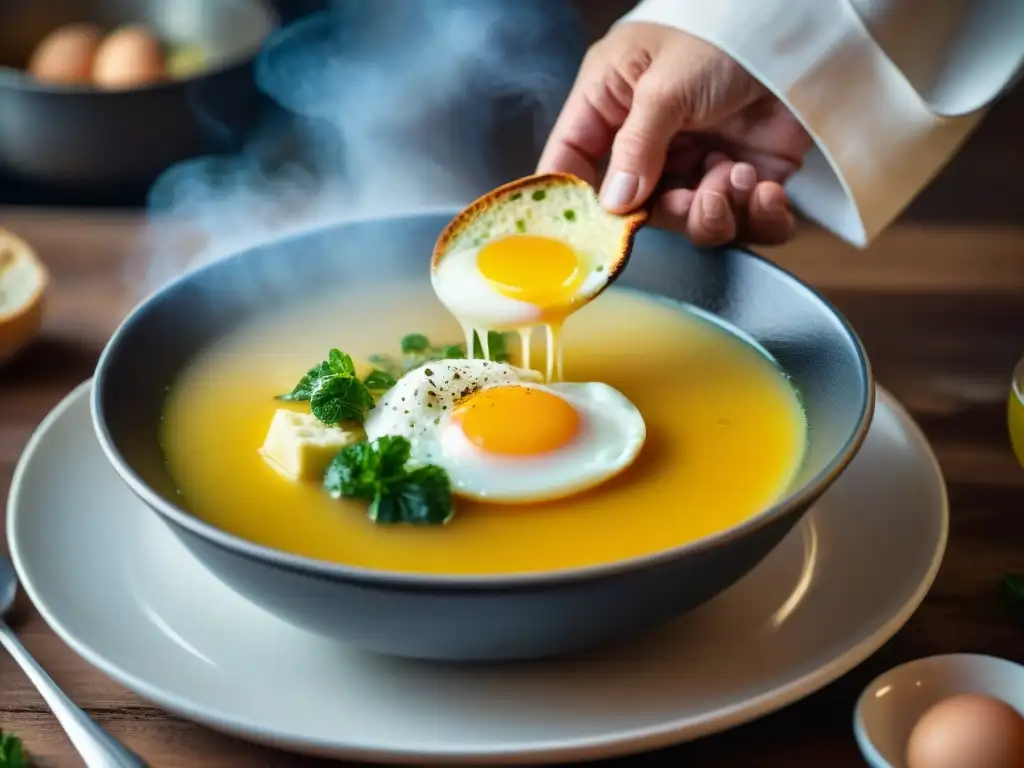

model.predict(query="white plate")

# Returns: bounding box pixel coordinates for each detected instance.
[7,381,948,765]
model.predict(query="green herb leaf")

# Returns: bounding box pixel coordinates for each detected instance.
[367,353,404,379]
[363,369,398,392]
[323,436,453,525]
[373,466,453,524]
[0,731,29,768]
[473,330,510,362]
[327,348,357,376]
[401,333,431,354]
[279,349,375,424]
[324,435,409,497]
[310,372,376,425]
[275,364,320,401]
[370,331,515,381]
[1002,573,1024,614]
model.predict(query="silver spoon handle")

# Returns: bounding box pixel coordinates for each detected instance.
[0,623,148,767]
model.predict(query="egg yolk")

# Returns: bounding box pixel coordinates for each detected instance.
[452,385,581,456]
[476,235,583,307]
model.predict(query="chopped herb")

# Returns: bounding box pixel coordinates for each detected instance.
[400,333,431,354]
[0,731,29,768]
[367,353,403,379]
[363,369,398,392]
[515,219,526,233]
[564,209,576,221]
[595,265,604,272]
[370,331,513,378]
[510,192,522,200]
[323,435,453,524]
[277,349,375,425]
[531,190,547,201]
[275,364,320,402]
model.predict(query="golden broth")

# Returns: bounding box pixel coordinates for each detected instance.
[161,284,807,575]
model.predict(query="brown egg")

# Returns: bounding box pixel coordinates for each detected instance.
[27,23,103,85]
[92,25,167,90]
[907,693,1024,768]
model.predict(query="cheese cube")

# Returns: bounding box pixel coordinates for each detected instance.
[259,409,359,482]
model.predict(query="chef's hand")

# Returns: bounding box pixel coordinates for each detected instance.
[538,22,812,247]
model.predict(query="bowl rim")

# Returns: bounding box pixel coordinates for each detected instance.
[852,653,1024,768]
[91,208,876,591]
[0,0,279,96]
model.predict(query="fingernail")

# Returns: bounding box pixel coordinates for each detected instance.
[600,171,639,210]
[758,185,785,213]
[730,163,757,191]
[701,192,727,221]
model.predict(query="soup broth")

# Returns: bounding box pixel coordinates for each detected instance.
[161,284,807,575]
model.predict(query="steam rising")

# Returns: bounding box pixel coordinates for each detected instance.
[131,0,585,297]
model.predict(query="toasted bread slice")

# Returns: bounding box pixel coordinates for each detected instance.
[0,229,49,365]
[432,173,647,302]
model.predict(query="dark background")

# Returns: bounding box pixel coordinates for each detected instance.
[2,0,1020,227]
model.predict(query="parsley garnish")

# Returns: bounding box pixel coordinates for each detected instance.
[400,334,431,354]
[371,331,513,378]
[276,349,375,425]
[323,435,453,525]
[363,369,398,392]
[0,731,29,767]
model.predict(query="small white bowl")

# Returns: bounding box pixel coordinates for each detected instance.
[854,653,1024,768]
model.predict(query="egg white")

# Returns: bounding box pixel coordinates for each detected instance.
[430,238,610,331]
[364,359,646,504]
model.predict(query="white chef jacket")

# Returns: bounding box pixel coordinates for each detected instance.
[619,0,1024,247]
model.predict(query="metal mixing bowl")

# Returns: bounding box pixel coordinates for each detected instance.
[92,214,875,661]
[0,0,277,188]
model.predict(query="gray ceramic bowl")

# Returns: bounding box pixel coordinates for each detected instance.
[0,0,277,188]
[91,213,874,662]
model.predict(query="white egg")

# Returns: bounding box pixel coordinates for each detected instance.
[363,359,646,503]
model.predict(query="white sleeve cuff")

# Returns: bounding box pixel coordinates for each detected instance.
[620,0,989,248]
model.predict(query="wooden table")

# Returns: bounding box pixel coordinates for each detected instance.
[1,205,1023,767]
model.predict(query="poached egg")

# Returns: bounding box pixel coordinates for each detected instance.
[431,173,646,381]
[363,359,646,504]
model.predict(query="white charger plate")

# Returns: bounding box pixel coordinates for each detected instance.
[7,381,948,764]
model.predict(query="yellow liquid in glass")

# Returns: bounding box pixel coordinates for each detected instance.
[1010,361,1024,468]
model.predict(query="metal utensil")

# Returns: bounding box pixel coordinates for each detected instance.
[0,555,148,767]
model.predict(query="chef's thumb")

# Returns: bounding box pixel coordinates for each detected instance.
[599,73,685,213]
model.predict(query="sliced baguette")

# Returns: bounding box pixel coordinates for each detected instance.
[0,228,49,365]
[432,173,647,301]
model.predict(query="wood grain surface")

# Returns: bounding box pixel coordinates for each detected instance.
[1,79,1023,768]
[0,208,1022,768]
[0,0,1022,758]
